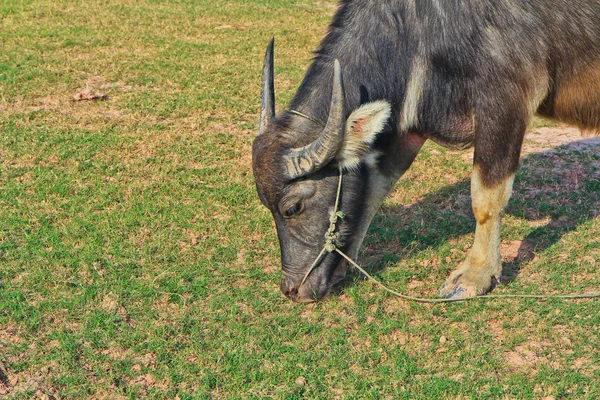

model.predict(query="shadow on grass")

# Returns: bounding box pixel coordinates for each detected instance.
[353,139,600,289]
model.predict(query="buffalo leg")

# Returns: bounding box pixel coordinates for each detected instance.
[439,112,527,299]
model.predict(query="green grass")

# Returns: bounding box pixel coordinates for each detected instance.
[1,0,600,398]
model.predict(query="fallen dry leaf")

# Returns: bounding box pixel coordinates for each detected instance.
[72,88,107,101]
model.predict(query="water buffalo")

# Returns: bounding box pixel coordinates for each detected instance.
[252,0,600,302]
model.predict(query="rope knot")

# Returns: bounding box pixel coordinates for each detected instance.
[324,230,339,252]
[329,210,345,224]
[324,209,344,252]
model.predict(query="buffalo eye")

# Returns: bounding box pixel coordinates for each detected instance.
[284,201,304,218]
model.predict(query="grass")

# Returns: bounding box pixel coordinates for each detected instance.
[1,0,599,398]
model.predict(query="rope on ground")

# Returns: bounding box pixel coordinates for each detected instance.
[336,248,600,303]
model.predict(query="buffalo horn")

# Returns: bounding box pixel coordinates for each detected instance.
[285,59,345,179]
[258,38,275,135]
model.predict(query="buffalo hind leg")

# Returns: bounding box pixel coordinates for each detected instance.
[439,112,527,299]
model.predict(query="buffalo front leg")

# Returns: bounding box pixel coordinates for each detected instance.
[438,105,528,299]
[438,167,515,299]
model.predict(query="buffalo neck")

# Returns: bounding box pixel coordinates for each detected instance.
[287,3,414,143]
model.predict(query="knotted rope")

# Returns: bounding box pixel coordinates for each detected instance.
[300,167,600,303]
[300,169,345,286]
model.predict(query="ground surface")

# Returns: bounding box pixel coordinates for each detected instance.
[1,1,599,399]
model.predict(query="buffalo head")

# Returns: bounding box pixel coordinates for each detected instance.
[252,39,392,302]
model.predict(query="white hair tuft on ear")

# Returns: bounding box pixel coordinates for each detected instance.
[336,100,391,170]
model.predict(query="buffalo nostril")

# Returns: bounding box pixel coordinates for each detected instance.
[280,279,306,301]
[285,287,299,300]
[281,285,300,300]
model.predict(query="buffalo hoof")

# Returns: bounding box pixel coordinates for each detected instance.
[438,264,498,300]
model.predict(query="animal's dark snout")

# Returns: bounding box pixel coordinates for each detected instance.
[280,278,321,303]
[280,280,299,301]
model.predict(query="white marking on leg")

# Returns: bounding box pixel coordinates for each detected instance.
[468,167,515,278]
[440,168,515,298]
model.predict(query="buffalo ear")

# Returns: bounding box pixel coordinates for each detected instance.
[335,100,391,170]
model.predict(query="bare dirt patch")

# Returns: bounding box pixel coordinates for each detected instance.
[501,240,536,264]
[504,341,554,373]
[461,125,600,162]
[524,126,600,154]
